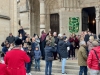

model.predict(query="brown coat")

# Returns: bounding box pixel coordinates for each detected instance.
[78,46,87,66]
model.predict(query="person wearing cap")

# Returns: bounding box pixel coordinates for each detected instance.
[87,41,100,75]
[78,41,88,75]
[4,39,30,75]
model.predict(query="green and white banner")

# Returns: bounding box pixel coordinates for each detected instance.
[69,17,79,33]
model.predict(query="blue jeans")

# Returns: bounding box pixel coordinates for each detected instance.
[35,59,40,69]
[45,61,52,75]
[26,61,32,73]
[79,66,87,75]
[62,58,67,73]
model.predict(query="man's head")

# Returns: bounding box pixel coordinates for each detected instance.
[32,37,35,42]
[80,41,86,47]
[9,33,12,37]
[53,32,57,36]
[92,41,99,47]
[15,39,22,46]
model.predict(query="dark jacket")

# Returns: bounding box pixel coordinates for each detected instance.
[27,50,34,61]
[2,46,8,54]
[58,40,70,58]
[18,29,25,37]
[23,47,28,52]
[6,36,15,43]
[45,46,56,61]
[31,42,36,51]
[84,34,90,44]
[54,36,59,45]
[34,50,41,60]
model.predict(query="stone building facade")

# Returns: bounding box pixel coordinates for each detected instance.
[0,0,100,44]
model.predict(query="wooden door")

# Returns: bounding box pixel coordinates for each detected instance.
[82,10,89,31]
[50,14,59,34]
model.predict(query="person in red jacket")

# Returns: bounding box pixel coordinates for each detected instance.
[4,39,30,75]
[87,41,100,75]
[0,59,8,75]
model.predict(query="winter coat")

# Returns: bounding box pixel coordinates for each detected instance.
[35,38,40,49]
[58,40,70,58]
[87,46,100,70]
[54,36,59,45]
[6,36,15,43]
[45,46,56,61]
[4,49,30,75]
[84,34,90,44]
[27,50,34,61]
[34,50,41,60]
[78,46,87,66]
[31,42,36,51]
[0,63,8,75]
[2,46,8,54]
[18,29,25,37]
[46,35,55,46]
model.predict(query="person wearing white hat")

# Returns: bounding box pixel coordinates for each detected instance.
[78,41,88,75]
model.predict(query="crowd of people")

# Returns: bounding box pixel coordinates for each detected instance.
[0,26,100,75]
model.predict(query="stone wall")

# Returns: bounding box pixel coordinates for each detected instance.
[59,8,82,37]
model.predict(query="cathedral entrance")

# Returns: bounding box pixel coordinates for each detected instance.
[50,13,59,34]
[82,7,96,33]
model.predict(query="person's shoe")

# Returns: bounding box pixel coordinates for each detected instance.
[26,73,28,75]
[35,68,37,71]
[62,72,67,75]
[28,73,32,75]
[38,68,41,71]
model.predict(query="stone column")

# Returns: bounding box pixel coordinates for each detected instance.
[14,0,18,36]
[10,0,18,36]
[40,0,45,35]
[95,6,100,38]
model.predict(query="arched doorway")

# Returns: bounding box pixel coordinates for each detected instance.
[82,7,96,33]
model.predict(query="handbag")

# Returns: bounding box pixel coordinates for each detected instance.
[48,57,54,61]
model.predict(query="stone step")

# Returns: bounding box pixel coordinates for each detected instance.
[31,67,79,74]
[31,71,77,75]
[32,64,79,70]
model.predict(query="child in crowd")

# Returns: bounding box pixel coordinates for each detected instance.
[23,43,28,52]
[2,43,9,54]
[34,46,41,71]
[26,46,33,75]
[0,54,7,75]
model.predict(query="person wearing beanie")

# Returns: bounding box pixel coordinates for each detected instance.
[4,39,30,75]
[87,41,100,75]
[78,41,88,75]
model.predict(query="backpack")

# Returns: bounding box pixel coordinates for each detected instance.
[93,49,100,68]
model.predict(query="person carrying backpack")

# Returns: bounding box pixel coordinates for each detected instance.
[87,41,100,75]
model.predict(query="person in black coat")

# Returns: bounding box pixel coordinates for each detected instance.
[45,40,56,75]
[53,32,59,60]
[84,31,90,44]
[18,26,25,37]
[58,36,70,74]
